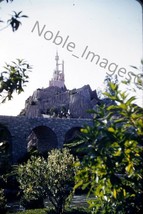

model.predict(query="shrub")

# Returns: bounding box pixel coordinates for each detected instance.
[45,148,76,214]
[17,148,77,213]
[17,156,46,209]
[75,82,143,213]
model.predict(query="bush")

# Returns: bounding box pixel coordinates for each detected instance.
[17,155,47,209]
[17,148,77,213]
[75,82,143,213]
[45,148,77,214]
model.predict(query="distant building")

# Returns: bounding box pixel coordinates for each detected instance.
[49,52,65,88]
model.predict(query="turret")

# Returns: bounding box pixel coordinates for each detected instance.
[49,53,65,88]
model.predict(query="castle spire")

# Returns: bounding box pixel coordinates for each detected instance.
[49,53,65,88]
[55,51,59,72]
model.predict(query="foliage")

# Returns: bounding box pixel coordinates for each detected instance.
[46,106,71,118]
[17,155,46,206]
[15,209,48,214]
[0,0,13,3]
[0,0,28,32]
[0,188,7,213]
[0,141,11,175]
[45,148,76,214]
[75,82,143,213]
[14,207,90,214]
[17,148,77,213]
[122,60,143,91]
[104,74,118,96]
[0,58,32,206]
[0,59,32,102]
[7,11,28,32]
[0,1,30,211]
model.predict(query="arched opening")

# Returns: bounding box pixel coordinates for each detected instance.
[64,127,87,159]
[27,126,58,155]
[0,124,12,174]
[64,127,83,144]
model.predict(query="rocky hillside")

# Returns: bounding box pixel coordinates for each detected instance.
[19,85,102,118]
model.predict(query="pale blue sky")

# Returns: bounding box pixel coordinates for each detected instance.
[0,0,142,115]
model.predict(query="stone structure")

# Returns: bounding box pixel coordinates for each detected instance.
[19,52,101,118]
[49,52,65,88]
[0,115,92,163]
[20,84,100,118]
[0,54,117,165]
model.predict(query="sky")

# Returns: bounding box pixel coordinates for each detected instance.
[0,0,142,115]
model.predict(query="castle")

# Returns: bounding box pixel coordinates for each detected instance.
[20,53,102,118]
[49,52,65,88]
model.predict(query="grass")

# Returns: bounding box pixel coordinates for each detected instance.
[7,207,91,214]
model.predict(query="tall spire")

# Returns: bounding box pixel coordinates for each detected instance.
[49,52,65,88]
[55,51,59,72]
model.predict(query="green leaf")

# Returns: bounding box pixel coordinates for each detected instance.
[109,82,117,91]
[125,163,133,174]
[107,105,120,111]
[74,180,83,189]
[86,109,96,114]
[119,103,126,110]
[125,96,136,105]
[80,128,89,134]
[108,127,115,133]
[113,188,117,199]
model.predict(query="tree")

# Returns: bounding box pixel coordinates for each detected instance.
[0,59,32,212]
[17,155,46,209]
[75,81,143,213]
[103,74,118,96]
[17,148,77,213]
[0,0,31,101]
[0,1,31,212]
[45,149,76,214]
[0,59,32,103]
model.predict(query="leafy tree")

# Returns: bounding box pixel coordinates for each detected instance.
[17,155,46,209]
[0,1,30,211]
[0,0,30,102]
[0,59,32,103]
[104,74,118,96]
[128,60,143,90]
[75,82,143,213]
[45,149,76,214]
[0,58,32,210]
[17,148,77,213]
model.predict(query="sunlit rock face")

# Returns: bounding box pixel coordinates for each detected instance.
[19,84,100,118]
[19,53,101,118]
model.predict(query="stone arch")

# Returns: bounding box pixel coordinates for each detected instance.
[64,126,88,158]
[0,124,12,168]
[64,127,83,144]
[27,126,58,154]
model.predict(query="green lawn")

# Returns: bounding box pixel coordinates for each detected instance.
[8,207,91,214]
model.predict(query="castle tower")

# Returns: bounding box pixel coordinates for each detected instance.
[49,52,65,88]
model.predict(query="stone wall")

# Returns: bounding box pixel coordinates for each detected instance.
[0,115,93,163]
